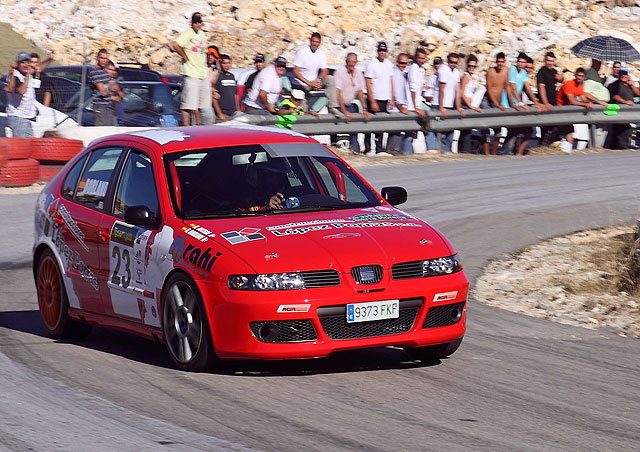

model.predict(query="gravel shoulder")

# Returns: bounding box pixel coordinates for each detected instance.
[472,224,640,338]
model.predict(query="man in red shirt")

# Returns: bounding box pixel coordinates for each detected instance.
[556,68,608,152]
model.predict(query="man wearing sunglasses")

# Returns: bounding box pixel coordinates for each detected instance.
[437,52,466,151]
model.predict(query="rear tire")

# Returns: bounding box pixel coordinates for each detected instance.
[162,273,217,372]
[404,336,463,361]
[36,249,92,339]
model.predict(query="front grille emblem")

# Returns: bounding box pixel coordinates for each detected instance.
[351,265,382,284]
[359,267,375,282]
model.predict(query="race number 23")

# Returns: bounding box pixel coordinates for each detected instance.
[111,245,131,288]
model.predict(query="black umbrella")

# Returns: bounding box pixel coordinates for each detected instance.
[571,35,640,62]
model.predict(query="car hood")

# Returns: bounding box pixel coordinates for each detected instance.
[180,208,453,274]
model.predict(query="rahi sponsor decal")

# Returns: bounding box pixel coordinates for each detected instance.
[168,235,222,275]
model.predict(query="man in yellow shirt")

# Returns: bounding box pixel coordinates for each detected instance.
[172,12,210,125]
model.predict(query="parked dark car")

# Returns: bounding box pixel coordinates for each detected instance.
[160,73,183,85]
[44,65,164,83]
[46,76,182,127]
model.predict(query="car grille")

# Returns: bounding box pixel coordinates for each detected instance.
[422,302,465,329]
[300,270,340,288]
[351,265,383,285]
[249,320,317,343]
[317,298,422,340]
[391,260,423,280]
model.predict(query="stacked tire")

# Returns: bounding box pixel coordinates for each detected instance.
[31,138,84,183]
[0,138,39,187]
[0,137,84,187]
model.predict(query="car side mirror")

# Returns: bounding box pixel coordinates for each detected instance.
[381,186,407,206]
[124,205,155,227]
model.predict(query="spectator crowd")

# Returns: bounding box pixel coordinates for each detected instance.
[4,11,640,153]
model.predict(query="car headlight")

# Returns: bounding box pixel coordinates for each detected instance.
[422,254,462,276]
[228,272,306,290]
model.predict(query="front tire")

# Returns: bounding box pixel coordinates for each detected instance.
[36,249,92,339]
[162,273,216,372]
[404,336,463,361]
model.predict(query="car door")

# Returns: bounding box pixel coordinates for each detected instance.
[55,146,126,314]
[99,148,162,327]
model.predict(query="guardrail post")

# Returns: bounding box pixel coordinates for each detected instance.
[589,124,596,149]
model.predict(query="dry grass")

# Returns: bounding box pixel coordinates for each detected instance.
[550,231,637,296]
[473,225,640,338]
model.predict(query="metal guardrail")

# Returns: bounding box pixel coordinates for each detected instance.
[243,104,640,147]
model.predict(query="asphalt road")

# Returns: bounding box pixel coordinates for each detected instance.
[1,151,639,451]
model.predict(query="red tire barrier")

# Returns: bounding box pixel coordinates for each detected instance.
[0,140,8,167]
[38,164,65,182]
[0,137,32,160]
[0,159,40,187]
[31,138,84,163]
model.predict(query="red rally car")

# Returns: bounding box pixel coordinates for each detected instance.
[33,126,468,371]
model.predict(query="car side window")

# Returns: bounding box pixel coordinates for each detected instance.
[61,154,88,199]
[114,151,159,220]
[75,147,124,210]
[123,86,150,113]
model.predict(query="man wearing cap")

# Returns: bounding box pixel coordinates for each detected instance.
[364,42,395,154]
[172,12,210,125]
[212,54,239,121]
[4,52,38,137]
[244,54,266,99]
[243,57,287,114]
[202,45,221,125]
[607,67,640,149]
[275,89,320,128]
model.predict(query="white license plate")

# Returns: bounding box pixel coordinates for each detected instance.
[346,299,400,323]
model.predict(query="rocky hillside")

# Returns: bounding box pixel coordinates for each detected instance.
[1,0,639,78]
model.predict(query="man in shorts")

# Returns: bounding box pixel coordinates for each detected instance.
[172,12,210,125]
[556,68,608,152]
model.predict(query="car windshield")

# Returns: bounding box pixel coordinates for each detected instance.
[165,142,381,219]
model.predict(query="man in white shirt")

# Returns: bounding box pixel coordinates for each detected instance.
[424,56,443,151]
[4,52,37,137]
[437,52,466,151]
[407,49,440,152]
[243,57,287,114]
[424,56,442,107]
[387,53,414,155]
[364,42,395,154]
[407,48,427,119]
[293,32,339,114]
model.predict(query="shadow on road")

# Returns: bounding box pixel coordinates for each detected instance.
[0,309,443,375]
[216,347,443,377]
[0,310,48,337]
